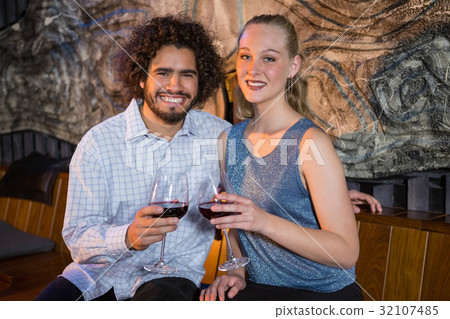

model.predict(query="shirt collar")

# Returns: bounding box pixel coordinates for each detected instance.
[125,99,149,142]
[125,99,201,142]
[179,109,201,137]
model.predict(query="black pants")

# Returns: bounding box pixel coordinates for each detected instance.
[35,276,200,301]
[226,281,363,301]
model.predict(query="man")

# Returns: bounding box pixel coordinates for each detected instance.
[36,15,230,301]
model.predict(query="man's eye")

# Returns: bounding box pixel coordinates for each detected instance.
[239,54,251,60]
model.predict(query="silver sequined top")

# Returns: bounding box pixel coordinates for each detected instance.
[226,118,356,293]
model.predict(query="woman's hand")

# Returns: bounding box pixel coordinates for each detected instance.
[348,190,382,214]
[209,193,269,234]
[199,274,246,301]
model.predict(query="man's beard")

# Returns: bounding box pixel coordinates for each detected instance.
[144,92,196,123]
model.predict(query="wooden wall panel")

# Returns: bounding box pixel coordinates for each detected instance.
[201,231,229,285]
[384,227,428,300]
[4,197,19,226]
[216,232,228,279]
[0,169,69,253]
[421,232,450,300]
[37,192,60,240]
[0,196,9,220]
[202,239,223,285]
[356,221,391,301]
[25,202,45,236]
[50,173,69,252]
[13,200,31,232]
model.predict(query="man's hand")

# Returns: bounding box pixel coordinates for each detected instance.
[125,205,179,250]
[348,189,382,214]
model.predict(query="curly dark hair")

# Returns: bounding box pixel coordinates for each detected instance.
[114,15,226,108]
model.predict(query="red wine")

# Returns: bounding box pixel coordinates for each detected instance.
[150,201,188,218]
[198,201,239,220]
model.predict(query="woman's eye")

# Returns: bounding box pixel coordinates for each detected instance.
[264,57,275,62]
[240,54,251,60]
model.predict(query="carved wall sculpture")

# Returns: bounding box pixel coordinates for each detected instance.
[0,0,448,178]
[298,0,450,178]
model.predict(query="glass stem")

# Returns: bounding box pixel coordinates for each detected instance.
[222,229,236,260]
[159,234,166,262]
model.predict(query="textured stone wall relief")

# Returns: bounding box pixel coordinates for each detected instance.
[341,35,450,178]
[0,0,133,143]
[0,0,449,178]
[290,0,450,178]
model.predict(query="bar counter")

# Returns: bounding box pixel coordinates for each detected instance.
[355,206,449,300]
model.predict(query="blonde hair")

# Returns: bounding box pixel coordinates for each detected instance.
[235,14,313,120]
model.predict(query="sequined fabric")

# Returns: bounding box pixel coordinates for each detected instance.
[226,118,355,293]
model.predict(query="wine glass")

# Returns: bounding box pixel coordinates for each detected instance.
[197,171,250,271]
[144,172,189,274]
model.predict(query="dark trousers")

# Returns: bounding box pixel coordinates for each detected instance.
[35,276,200,301]
[227,280,363,301]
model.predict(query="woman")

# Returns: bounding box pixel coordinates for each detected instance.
[200,14,367,301]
